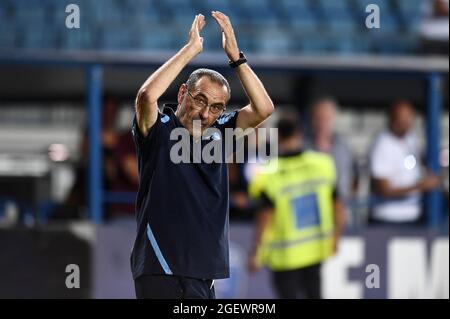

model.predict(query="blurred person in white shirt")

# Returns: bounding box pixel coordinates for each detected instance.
[369,100,440,225]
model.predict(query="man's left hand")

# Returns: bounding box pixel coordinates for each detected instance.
[211,11,240,62]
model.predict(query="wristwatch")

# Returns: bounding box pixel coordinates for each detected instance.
[229,51,247,68]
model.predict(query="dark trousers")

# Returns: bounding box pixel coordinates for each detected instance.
[271,263,322,299]
[134,274,215,299]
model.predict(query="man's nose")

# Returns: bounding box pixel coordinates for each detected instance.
[200,106,209,119]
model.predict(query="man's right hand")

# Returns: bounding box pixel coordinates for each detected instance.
[187,14,205,56]
[419,172,441,191]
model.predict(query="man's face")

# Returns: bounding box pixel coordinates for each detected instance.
[312,101,336,137]
[178,77,229,135]
[390,102,415,137]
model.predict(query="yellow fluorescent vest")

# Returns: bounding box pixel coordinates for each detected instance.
[249,151,337,271]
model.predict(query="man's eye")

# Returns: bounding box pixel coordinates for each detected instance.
[198,99,207,106]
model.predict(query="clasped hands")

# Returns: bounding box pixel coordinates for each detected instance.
[187,11,240,63]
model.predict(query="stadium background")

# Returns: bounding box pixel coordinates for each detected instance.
[0,0,448,298]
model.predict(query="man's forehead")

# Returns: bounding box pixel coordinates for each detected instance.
[314,102,336,114]
[392,103,414,118]
[193,77,228,100]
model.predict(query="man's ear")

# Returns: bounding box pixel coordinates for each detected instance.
[177,83,187,105]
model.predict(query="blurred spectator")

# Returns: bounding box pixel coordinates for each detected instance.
[369,100,441,226]
[420,0,449,54]
[53,95,120,220]
[108,129,139,218]
[229,129,270,221]
[248,113,345,299]
[304,97,358,227]
[229,161,253,221]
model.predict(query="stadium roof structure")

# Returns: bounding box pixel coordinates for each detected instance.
[0,50,448,73]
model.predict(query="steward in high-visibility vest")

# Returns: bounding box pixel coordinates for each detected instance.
[248,113,345,299]
[249,150,337,270]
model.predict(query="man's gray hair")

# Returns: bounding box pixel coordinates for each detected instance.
[186,68,231,99]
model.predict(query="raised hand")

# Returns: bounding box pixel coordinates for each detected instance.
[211,11,240,62]
[187,14,206,55]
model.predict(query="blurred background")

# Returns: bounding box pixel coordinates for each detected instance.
[0,0,448,298]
